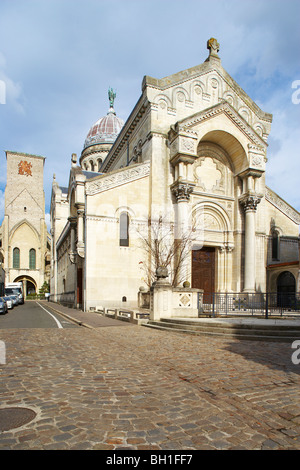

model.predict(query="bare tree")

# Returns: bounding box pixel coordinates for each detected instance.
[137,215,200,288]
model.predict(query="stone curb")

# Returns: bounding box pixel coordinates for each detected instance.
[44,303,95,330]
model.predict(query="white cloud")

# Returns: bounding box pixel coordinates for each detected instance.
[0,50,25,114]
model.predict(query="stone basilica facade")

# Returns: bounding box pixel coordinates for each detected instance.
[50,38,300,312]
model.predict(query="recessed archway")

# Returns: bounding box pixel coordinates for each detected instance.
[14,275,37,296]
[277,271,296,294]
[198,130,247,174]
[276,271,296,308]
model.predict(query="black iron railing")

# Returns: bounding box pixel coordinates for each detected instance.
[200,292,300,317]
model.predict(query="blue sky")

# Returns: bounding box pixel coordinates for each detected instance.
[0,0,300,228]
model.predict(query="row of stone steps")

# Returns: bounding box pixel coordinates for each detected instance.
[142,317,300,342]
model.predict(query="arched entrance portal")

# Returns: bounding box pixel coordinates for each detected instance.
[14,276,37,297]
[277,271,296,308]
[277,271,296,294]
[191,200,234,296]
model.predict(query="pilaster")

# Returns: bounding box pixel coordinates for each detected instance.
[168,125,197,239]
[76,207,85,258]
[68,216,77,264]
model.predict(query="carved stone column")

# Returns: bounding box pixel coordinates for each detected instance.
[168,127,198,285]
[217,246,226,291]
[225,244,234,292]
[68,216,77,264]
[76,207,85,258]
[217,244,234,292]
[171,182,194,284]
[239,192,261,293]
[171,182,194,238]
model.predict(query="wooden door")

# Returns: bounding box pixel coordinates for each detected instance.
[192,247,215,300]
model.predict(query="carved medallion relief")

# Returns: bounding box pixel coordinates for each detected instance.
[194,157,224,193]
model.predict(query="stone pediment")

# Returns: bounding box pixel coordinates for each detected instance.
[172,101,268,148]
[145,60,272,140]
[85,161,150,196]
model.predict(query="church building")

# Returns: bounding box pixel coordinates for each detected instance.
[50,38,300,312]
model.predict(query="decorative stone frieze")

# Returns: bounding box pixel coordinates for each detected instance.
[85,161,150,196]
[180,101,269,147]
[265,187,300,224]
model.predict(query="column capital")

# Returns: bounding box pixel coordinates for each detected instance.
[171,182,194,202]
[68,216,77,227]
[239,192,262,212]
[77,208,85,217]
[68,252,77,264]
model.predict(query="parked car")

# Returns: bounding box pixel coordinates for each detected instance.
[10,295,19,307]
[2,296,14,309]
[0,297,8,314]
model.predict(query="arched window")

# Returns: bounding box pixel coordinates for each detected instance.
[120,212,129,247]
[271,230,279,260]
[13,247,20,269]
[29,248,36,269]
[97,159,102,172]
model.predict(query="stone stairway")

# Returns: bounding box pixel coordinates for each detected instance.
[142,317,300,342]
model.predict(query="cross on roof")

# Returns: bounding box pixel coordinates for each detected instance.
[207,37,220,58]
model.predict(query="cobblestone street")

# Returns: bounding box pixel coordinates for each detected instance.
[1,321,300,450]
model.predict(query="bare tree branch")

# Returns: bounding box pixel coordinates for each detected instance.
[136,215,199,287]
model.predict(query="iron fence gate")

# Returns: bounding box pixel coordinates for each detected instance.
[200,292,300,317]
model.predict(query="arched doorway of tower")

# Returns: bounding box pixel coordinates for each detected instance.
[14,276,37,297]
[276,271,296,308]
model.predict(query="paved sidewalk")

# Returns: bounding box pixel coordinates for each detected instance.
[43,300,133,329]
[0,302,300,450]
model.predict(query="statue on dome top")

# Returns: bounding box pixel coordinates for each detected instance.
[108,87,116,108]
